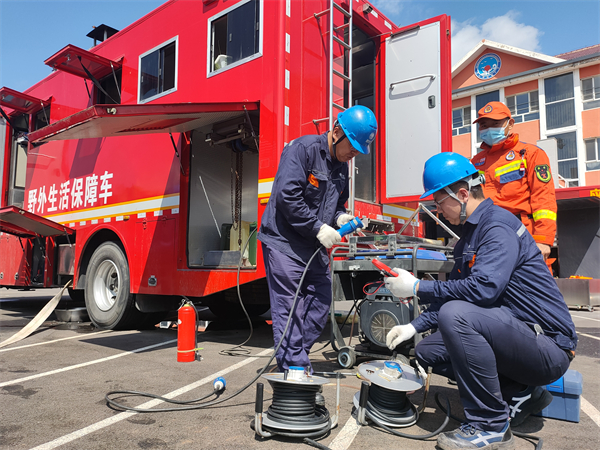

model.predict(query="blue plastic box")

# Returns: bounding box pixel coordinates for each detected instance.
[534,369,582,423]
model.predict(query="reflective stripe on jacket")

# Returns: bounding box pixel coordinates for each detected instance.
[471,134,557,246]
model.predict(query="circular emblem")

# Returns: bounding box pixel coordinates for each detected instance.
[484,105,493,113]
[506,150,515,161]
[474,53,502,80]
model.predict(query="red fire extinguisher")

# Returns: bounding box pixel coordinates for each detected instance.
[177,301,198,362]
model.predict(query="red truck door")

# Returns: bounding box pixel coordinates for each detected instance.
[0,206,75,287]
[381,15,452,204]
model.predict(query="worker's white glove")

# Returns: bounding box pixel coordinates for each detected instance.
[384,269,419,298]
[386,323,416,350]
[336,214,355,228]
[317,223,341,249]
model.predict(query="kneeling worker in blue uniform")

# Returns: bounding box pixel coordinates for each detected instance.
[258,105,377,373]
[384,152,577,450]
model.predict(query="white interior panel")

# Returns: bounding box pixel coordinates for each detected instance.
[537,138,560,189]
[385,22,442,199]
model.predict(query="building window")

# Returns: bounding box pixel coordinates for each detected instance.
[139,38,177,103]
[452,106,471,136]
[549,131,578,186]
[585,137,600,171]
[581,75,600,110]
[506,91,539,123]
[544,73,575,130]
[208,0,261,75]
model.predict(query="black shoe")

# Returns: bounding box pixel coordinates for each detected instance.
[437,422,514,449]
[508,385,553,427]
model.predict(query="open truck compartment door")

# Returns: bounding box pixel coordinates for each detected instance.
[0,87,51,114]
[28,102,259,145]
[382,15,451,203]
[0,206,74,238]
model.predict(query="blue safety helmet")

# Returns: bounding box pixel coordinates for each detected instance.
[336,105,377,154]
[420,152,479,199]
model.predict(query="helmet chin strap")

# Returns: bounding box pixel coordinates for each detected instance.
[331,128,346,161]
[443,186,469,224]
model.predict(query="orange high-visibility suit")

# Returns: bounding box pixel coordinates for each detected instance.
[471,134,557,247]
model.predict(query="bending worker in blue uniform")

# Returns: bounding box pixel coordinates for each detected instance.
[384,153,577,450]
[258,105,377,373]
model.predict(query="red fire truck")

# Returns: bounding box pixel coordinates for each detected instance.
[0,0,451,329]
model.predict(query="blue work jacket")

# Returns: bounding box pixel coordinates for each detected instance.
[258,133,349,266]
[414,198,577,352]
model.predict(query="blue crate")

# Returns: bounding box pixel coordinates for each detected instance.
[534,369,582,423]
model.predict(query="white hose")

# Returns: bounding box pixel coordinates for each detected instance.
[0,280,71,349]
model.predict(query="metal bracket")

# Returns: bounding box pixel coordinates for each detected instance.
[398,203,460,241]
[348,236,358,256]
[386,234,397,257]
[169,132,185,175]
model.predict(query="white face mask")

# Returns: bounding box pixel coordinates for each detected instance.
[480,123,508,146]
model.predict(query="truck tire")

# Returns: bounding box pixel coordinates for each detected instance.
[85,242,142,330]
[67,287,85,303]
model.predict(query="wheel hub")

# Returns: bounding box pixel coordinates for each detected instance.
[93,260,120,312]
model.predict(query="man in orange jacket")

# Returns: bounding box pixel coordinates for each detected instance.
[471,101,556,264]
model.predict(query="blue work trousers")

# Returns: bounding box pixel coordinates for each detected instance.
[262,243,332,372]
[415,300,570,431]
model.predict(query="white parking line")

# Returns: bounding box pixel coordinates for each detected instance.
[328,415,362,450]
[581,396,600,428]
[571,315,600,322]
[578,332,600,341]
[0,330,112,353]
[28,348,273,450]
[0,339,177,387]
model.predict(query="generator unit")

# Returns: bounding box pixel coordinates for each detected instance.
[358,286,414,350]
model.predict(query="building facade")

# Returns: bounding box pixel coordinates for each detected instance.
[451,40,600,188]
[450,41,600,280]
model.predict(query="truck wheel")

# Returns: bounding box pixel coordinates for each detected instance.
[337,347,356,369]
[85,242,141,330]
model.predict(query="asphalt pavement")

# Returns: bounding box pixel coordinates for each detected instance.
[1,288,599,450]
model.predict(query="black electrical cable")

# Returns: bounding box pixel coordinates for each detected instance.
[364,392,452,440]
[303,437,333,450]
[267,384,329,425]
[105,247,322,413]
[433,392,544,450]
[365,384,416,426]
[219,227,269,358]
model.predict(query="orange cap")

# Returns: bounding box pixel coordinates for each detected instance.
[473,101,512,123]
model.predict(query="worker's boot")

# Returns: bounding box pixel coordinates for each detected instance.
[437,421,514,450]
[508,385,553,427]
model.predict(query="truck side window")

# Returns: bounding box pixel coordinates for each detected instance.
[139,37,178,103]
[208,0,261,74]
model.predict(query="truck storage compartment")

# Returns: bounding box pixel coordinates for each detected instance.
[187,112,259,268]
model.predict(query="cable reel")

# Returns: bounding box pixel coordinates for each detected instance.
[253,367,340,440]
[354,360,424,428]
